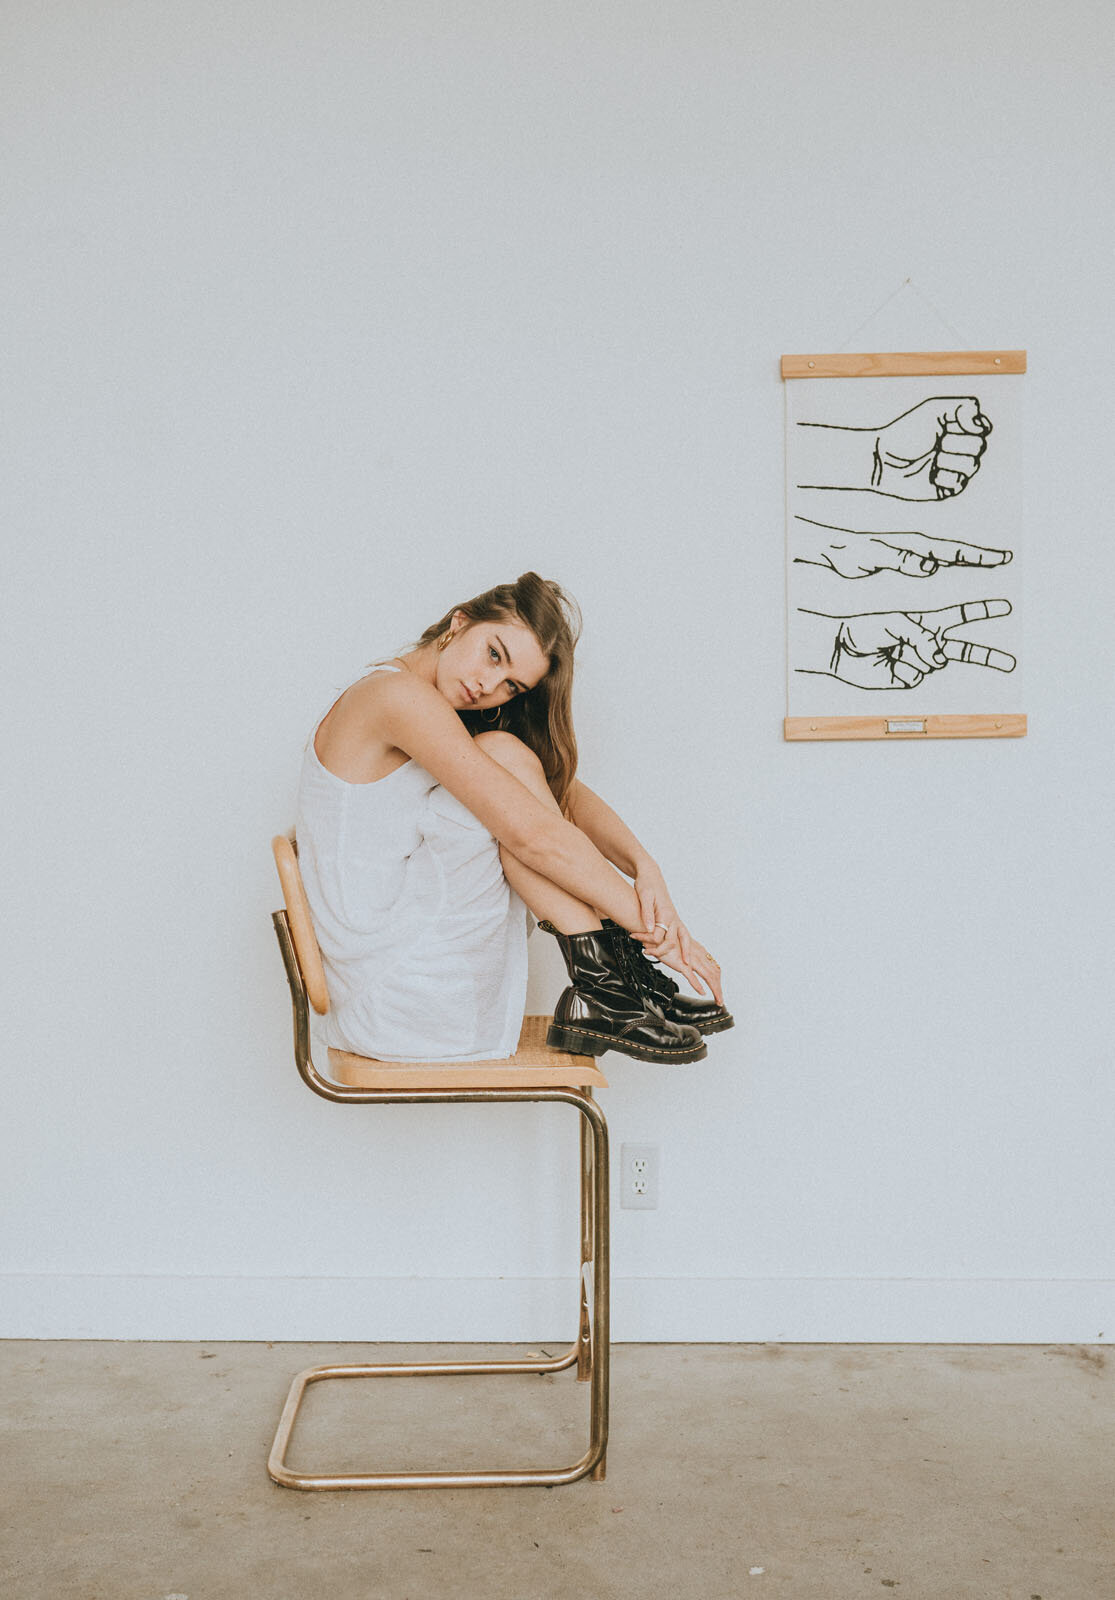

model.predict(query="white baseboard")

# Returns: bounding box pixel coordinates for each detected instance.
[2,1274,1111,1342]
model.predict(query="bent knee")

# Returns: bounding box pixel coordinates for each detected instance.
[474,728,543,777]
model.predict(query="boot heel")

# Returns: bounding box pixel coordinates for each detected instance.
[546,1023,608,1056]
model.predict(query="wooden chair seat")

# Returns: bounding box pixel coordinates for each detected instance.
[327,1014,609,1090]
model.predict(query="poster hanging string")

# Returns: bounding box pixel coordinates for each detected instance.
[835,277,975,353]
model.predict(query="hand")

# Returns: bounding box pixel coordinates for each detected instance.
[794,515,1013,580]
[630,869,724,1005]
[633,922,726,1007]
[796,396,992,501]
[632,865,688,964]
[799,599,1015,690]
[872,397,992,500]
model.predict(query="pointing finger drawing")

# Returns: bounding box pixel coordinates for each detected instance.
[793,516,1013,579]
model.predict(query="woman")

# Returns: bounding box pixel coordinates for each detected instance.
[296,572,731,1063]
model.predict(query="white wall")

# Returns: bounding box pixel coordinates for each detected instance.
[4,0,1113,1341]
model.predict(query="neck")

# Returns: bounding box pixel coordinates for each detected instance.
[394,643,437,686]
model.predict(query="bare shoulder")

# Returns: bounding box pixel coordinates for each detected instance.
[321,668,400,733]
[314,669,563,851]
[362,664,462,729]
[335,666,409,716]
[314,667,450,783]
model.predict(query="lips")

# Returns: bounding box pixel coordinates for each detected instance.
[462,684,478,705]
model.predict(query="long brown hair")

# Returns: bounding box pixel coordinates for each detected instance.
[415,572,581,811]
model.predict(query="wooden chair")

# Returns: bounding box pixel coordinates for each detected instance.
[267,835,610,1490]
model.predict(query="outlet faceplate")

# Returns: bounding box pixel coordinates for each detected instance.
[620,1143,660,1210]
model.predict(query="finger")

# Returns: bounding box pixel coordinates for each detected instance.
[638,889,656,933]
[937,542,1011,568]
[934,455,985,494]
[692,970,720,1005]
[934,457,979,486]
[679,950,709,997]
[892,548,939,577]
[966,597,1011,622]
[693,954,724,1007]
[889,620,944,675]
[656,941,701,990]
[883,533,1011,571]
[678,924,692,967]
[891,658,924,688]
[919,599,1012,632]
[947,397,992,436]
[937,433,987,462]
[936,451,983,481]
[931,466,969,495]
[940,639,1016,672]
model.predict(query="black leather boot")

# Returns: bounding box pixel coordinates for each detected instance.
[540,921,708,1063]
[604,920,735,1035]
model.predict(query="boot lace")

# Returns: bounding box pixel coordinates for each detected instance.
[618,930,676,1005]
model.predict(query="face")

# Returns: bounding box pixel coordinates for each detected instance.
[437,611,551,712]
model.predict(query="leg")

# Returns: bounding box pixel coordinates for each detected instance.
[475,733,706,1066]
[475,731,602,936]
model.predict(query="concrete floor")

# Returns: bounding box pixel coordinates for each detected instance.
[1,1342,1110,1600]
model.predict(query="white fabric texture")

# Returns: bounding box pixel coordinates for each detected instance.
[294,667,528,1061]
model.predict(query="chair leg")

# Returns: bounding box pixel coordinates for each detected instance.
[267,1090,609,1490]
[577,1107,594,1383]
[583,1086,609,1482]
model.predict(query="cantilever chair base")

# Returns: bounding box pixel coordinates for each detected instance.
[266,1044,610,1490]
[267,854,611,1491]
[270,1365,607,1490]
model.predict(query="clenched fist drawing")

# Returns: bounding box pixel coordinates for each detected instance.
[796,397,993,501]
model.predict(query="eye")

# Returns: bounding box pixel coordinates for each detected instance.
[489,646,500,663]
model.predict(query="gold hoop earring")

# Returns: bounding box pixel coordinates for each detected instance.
[436,629,453,652]
[481,706,501,724]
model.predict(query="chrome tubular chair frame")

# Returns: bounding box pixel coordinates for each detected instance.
[268,909,610,1490]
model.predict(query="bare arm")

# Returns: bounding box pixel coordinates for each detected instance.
[375,673,645,931]
[567,780,725,1005]
[567,780,657,881]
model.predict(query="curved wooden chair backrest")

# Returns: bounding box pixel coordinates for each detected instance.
[272,835,331,1016]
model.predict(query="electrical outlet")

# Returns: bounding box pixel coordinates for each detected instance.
[620,1143,660,1210]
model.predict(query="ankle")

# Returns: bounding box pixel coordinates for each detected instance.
[543,915,603,937]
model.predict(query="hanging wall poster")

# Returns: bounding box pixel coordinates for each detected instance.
[782,351,1027,740]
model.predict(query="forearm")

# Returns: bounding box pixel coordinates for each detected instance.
[793,608,842,678]
[795,422,878,491]
[516,812,643,931]
[566,780,656,879]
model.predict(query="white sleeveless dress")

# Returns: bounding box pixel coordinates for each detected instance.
[295,667,529,1061]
